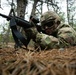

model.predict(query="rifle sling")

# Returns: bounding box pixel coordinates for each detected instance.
[10,17,29,48]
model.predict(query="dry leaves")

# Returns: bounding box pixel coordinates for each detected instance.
[0,46,76,75]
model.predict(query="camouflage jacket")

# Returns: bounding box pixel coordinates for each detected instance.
[25,24,76,50]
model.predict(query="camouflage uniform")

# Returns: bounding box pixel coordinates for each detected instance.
[25,11,76,50]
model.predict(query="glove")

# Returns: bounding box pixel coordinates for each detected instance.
[24,27,38,41]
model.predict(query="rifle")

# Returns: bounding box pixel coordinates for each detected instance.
[0,13,39,28]
[0,13,42,48]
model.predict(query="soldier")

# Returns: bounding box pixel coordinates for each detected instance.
[25,11,76,50]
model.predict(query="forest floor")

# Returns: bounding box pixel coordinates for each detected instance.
[0,43,76,75]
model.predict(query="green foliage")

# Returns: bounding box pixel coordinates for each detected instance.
[0,33,14,43]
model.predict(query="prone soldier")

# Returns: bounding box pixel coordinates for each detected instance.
[25,11,76,50]
[0,11,76,50]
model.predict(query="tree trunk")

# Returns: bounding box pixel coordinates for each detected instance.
[30,0,39,16]
[66,0,70,24]
[17,0,27,18]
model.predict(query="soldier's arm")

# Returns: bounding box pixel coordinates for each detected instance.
[35,33,59,49]
[25,27,59,49]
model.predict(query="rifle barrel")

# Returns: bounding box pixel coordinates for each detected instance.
[0,13,11,20]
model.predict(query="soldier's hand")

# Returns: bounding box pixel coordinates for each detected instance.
[24,27,38,40]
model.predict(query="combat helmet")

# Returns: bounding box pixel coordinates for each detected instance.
[40,11,61,30]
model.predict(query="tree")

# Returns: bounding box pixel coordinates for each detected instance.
[30,0,40,16]
[17,0,28,18]
[1,23,10,45]
[66,0,76,26]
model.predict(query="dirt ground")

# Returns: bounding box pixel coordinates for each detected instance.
[0,44,76,75]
